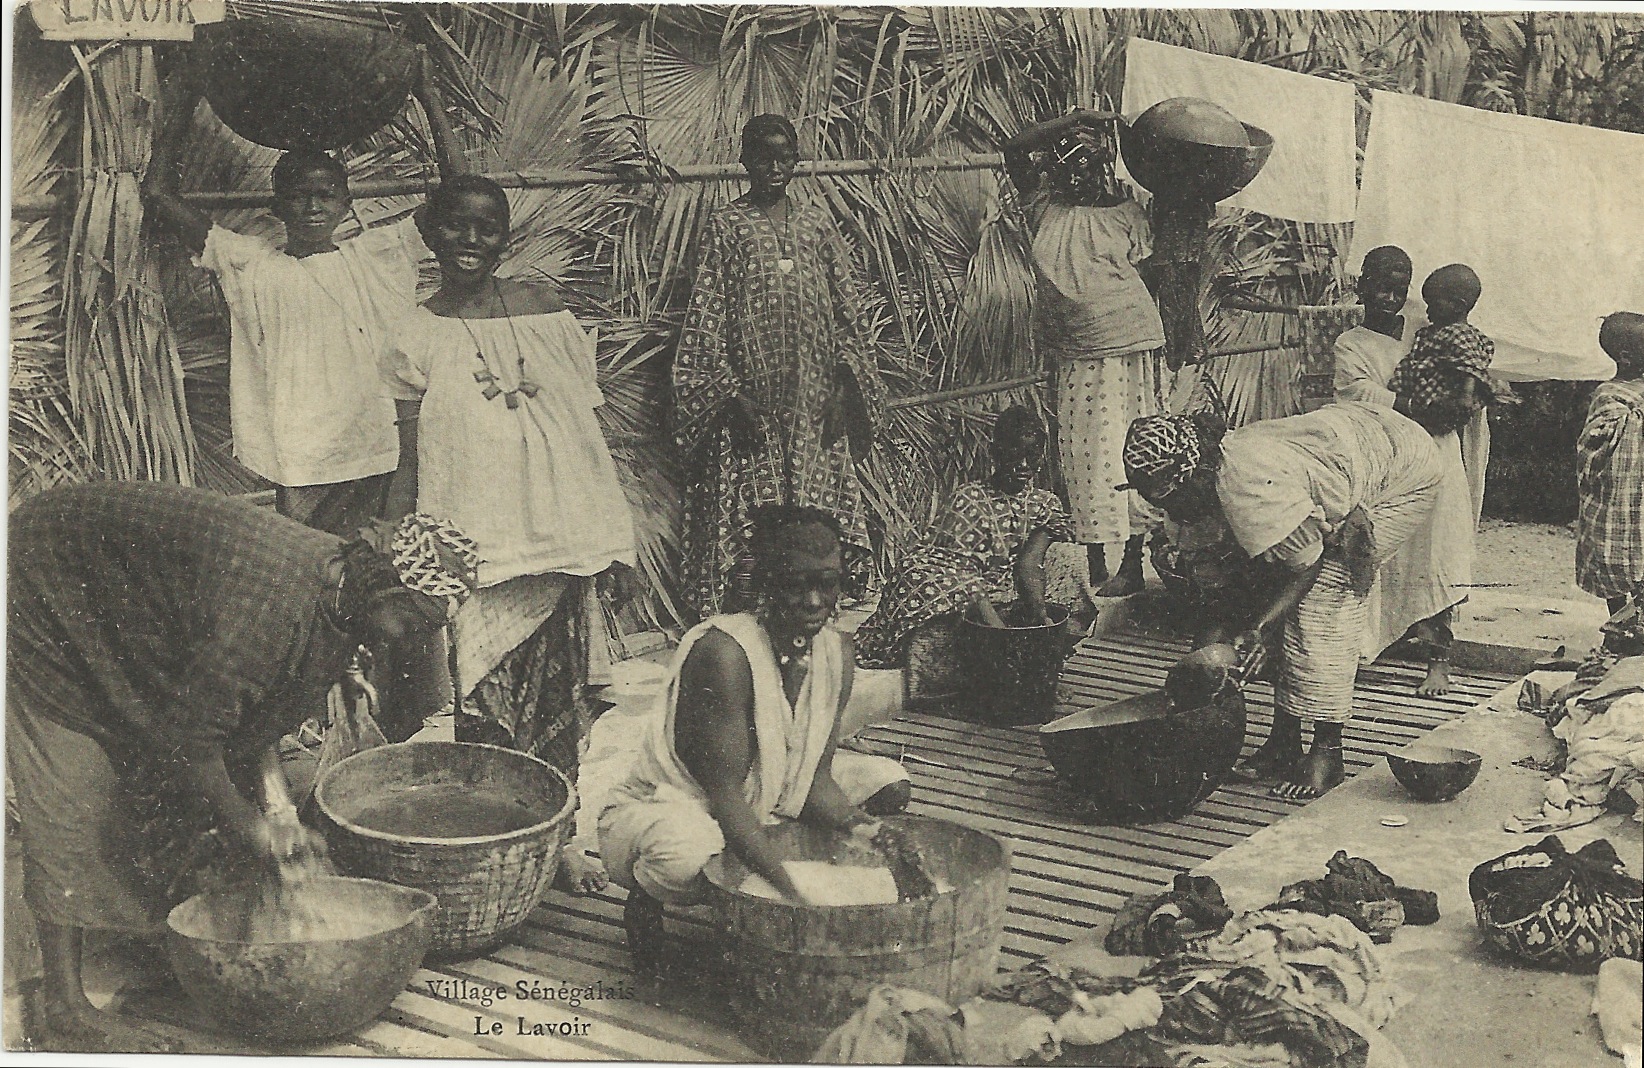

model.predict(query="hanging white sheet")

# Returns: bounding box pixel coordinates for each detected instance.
[1119,37,1359,224]
[1352,90,1642,382]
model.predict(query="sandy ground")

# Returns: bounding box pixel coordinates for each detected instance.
[1458,519,1611,655]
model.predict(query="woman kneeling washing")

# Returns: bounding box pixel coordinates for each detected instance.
[598,506,911,971]
[855,406,1074,674]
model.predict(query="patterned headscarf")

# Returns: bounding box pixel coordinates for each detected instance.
[356,513,482,617]
[1121,414,1203,501]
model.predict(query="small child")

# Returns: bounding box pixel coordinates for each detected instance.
[1576,312,1644,627]
[1390,263,1497,436]
[142,52,456,536]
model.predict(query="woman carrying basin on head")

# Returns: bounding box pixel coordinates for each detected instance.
[1003,110,1167,599]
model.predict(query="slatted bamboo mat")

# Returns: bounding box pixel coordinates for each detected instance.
[122,629,1513,1059]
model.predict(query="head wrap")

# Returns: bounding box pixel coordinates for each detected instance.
[354,513,482,618]
[1121,414,1203,501]
[1050,127,1113,175]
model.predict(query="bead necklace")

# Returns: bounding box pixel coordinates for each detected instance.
[456,279,539,409]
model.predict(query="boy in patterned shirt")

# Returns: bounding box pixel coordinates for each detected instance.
[1390,263,1497,435]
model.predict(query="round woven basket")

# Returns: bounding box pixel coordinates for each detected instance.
[314,742,575,960]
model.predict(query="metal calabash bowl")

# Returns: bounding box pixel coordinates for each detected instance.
[195,18,419,151]
[1120,97,1274,204]
[165,876,435,1043]
[1041,688,1247,824]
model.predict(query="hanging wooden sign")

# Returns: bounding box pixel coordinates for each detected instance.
[29,0,225,42]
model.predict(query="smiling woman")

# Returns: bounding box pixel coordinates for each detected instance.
[380,175,637,891]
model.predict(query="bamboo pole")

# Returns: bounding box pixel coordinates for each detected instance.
[9,152,1008,219]
[886,339,1302,411]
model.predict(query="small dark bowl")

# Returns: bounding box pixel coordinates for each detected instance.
[1387,745,1483,802]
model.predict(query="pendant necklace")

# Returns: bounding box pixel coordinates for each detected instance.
[767,201,797,275]
[777,632,812,668]
[457,280,540,409]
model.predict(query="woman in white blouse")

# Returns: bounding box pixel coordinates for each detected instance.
[384,175,637,890]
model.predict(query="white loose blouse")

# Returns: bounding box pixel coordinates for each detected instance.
[385,307,637,587]
[198,220,420,487]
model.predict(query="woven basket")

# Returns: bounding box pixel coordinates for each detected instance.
[905,616,966,706]
[314,742,574,960]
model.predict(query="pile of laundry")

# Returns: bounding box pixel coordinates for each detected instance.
[1262,852,1440,945]
[812,870,1412,1067]
[1512,654,1644,833]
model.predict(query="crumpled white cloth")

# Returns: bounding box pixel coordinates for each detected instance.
[1593,958,1644,1067]
[1510,692,1644,832]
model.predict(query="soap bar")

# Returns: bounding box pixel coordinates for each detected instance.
[739,862,899,905]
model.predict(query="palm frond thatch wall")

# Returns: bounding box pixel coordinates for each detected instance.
[12,6,1644,623]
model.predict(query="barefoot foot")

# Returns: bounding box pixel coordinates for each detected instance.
[1234,735,1302,783]
[1416,659,1451,696]
[39,1004,182,1054]
[1271,747,1345,800]
[554,846,609,895]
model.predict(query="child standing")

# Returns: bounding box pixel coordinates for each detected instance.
[1577,312,1644,624]
[1385,263,1496,692]
[143,53,457,536]
[1391,264,1497,436]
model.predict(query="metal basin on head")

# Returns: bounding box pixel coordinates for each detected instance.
[1120,97,1274,204]
[195,17,420,151]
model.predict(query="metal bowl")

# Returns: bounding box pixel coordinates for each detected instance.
[1120,97,1274,204]
[1041,688,1247,824]
[958,604,1074,725]
[1387,744,1483,802]
[165,876,434,1043]
[1165,643,1242,711]
[196,18,419,151]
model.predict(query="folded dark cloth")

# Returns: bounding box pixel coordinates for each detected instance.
[1106,874,1234,957]
[1268,851,1439,943]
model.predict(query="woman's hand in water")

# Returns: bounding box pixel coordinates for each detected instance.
[224,805,328,872]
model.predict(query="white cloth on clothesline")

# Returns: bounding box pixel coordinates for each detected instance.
[1119,37,1359,224]
[1352,90,1642,383]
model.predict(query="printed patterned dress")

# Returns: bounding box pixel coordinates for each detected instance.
[673,199,885,620]
[855,482,1073,669]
